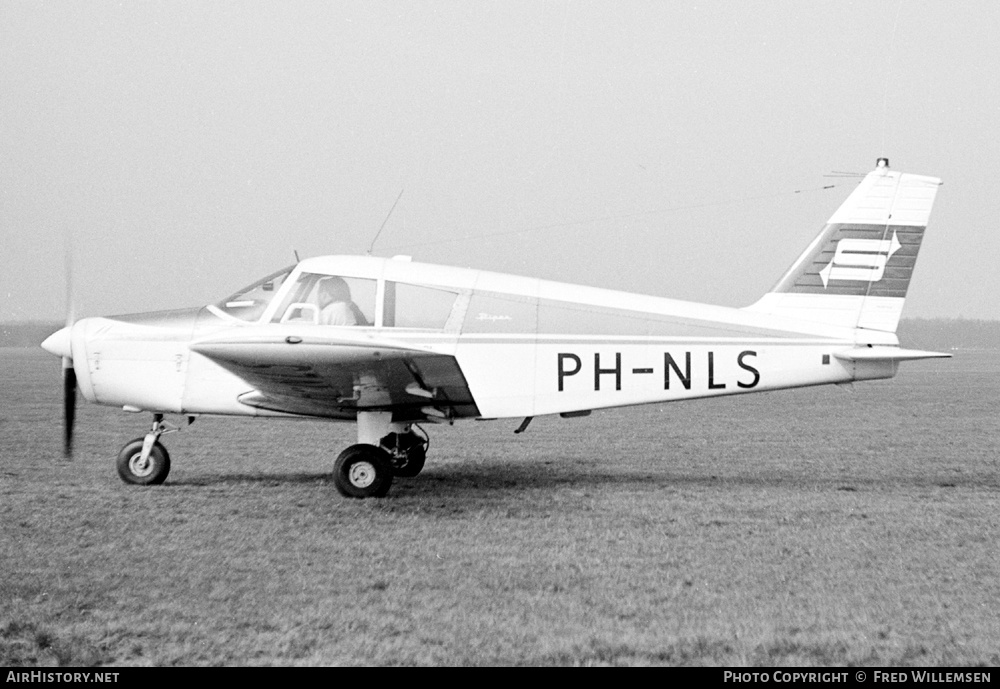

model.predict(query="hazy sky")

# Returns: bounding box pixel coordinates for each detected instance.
[2,1,998,322]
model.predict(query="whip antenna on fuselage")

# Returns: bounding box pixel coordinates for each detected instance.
[367,188,405,256]
[880,0,905,157]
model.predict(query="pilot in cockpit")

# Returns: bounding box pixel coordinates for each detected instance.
[317,277,367,326]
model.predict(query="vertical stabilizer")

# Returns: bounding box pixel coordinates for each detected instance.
[745,160,941,333]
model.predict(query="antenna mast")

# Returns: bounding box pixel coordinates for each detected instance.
[367,188,405,256]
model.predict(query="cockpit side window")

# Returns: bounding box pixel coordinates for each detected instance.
[214,267,293,322]
[271,272,376,326]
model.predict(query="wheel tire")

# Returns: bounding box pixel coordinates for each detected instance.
[116,438,171,486]
[333,444,394,498]
[380,432,427,478]
[392,445,426,478]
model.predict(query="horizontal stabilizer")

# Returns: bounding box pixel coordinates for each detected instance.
[833,347,951,362]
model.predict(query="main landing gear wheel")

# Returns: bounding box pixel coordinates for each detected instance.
[333,444,394,498]
[379,431,427,478]
[116,438,171,485]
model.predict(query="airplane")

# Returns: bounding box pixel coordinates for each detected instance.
[41,158,949,498]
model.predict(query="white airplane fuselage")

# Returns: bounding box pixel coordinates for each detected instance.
[49,254,899,423]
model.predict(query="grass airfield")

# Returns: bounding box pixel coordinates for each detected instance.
[1,348,997,666]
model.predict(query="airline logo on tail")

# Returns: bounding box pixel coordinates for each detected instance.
[748,166,941,332]
[772,223,925,299]
[819,231,902,287]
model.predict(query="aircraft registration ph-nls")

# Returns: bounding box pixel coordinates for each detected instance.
[42,159,948,498]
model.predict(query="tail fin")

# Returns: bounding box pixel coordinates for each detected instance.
[745,159,941,333]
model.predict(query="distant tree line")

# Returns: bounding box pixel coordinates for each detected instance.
[895,318,1000,351]
[0,318,997,350]
[0,322,63,348]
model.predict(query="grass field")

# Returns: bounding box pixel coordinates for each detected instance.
[1,347,997,666]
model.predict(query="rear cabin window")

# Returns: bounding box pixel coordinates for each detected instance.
[271,272,376,326]
[384,282,459,329]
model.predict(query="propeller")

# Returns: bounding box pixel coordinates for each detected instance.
[62,356,76,457]
[62,232,76,458]
[42,234,77,458]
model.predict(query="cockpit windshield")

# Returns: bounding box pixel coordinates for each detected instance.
[213,266,294,322]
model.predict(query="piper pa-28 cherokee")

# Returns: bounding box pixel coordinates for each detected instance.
[42,159,948,498]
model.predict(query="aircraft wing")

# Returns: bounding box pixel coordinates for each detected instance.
[190,329,479,421]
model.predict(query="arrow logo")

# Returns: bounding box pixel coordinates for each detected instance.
[820,230,901,287]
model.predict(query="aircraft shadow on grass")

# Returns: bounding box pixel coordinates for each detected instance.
[164,462,970,494]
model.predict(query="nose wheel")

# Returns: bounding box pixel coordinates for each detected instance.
[116,414,179,485]
[116,438,171,485]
